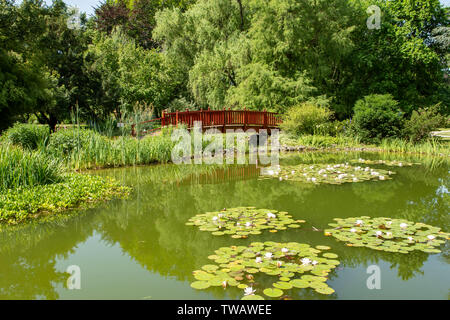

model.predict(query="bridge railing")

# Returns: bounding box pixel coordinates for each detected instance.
[132,108,283,137]
[162,108,282,129]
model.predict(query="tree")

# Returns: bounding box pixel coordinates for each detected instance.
[85,29,179,117]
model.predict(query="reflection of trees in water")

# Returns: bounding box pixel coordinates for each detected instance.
[0,213,97,299]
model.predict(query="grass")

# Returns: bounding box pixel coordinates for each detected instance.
[0,145,63,190]
[47,130,175,170]
[0,173,131,224]
[280,133,449,156]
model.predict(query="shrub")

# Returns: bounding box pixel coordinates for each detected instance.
[352,94,403,143]
[0,145,63,191]
[4,123,50,149]
[402,104,446,143]
[280,102,333,136]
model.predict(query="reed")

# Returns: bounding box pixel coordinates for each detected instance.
[0,145,63,191]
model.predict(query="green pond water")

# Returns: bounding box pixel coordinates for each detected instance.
[0,152,449,300]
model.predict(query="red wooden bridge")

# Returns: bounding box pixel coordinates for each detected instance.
[132,109,282,136]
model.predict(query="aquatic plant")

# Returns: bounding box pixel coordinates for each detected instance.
[349,159,419,167]
[186,207,305,238]
[190,242,339,299]
[0,173,131,224]
[260,163,394,184]
[325,217,449,253]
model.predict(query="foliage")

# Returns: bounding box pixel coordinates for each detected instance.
[46,127,174,170]
[47,127,106,156]
[191,242,340,298]
[94,0,195,49]
[259,163,394,184]
[186,207,304,238]
[0,173,131,224]
[352,94,404,143]
[4,123,50,149]
[402,104,447,143]
[325,216,448,254]
[280,102,333,136]
[0,145,63,191]
[85,29,179,116]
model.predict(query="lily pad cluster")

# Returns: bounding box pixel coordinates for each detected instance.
[350,159,418,167]
[186,207,304,238]
[190,242,340,299]
[260,163,394,184]
[325,216,449,253]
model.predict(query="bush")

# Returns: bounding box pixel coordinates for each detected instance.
[0,145,63,191]
[47,128,106,156]
[352,94,403,143]
[280,102,333,136]
[4,123,50,149]
[402,104,446,143]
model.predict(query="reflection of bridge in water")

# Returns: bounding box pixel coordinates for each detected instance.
[177,165,262,186]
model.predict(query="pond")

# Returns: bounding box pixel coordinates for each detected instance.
[0,152,448,300]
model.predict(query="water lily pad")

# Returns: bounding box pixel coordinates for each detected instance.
[191,242,338,297]
[187,207,304,238]
[259,163,394,185]
[327,216,448,254]
[241,294,264,300]
[263,288,283,298]
[190,281,210,290]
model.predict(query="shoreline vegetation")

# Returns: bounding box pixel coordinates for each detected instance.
[0,123,448,225]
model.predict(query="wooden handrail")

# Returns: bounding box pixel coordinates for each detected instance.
[133,109,282,137]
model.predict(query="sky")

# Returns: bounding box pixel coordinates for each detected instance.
[17,0,450,17]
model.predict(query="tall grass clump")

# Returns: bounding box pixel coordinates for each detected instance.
[4,123,50,149]
[0,145,63,191]
[46,127,175,169]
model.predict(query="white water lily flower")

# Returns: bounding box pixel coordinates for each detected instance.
[323,174,327,178]
[350,228,357,233]
[355,220,364,226]
[255,257,262,263]
[267,170,274,175]
[245,222,252,228]
[218,213,223,218]
[427,235,436,240]
[371,171,379,176]
[276,261,283,268]
[281,248,289,253]
[375,231,383,237]
[312,260,318,266]
[407,236,414,241]
[265,252,273,259]
[311,177,317,182]
[400,223,408,229]
[212,216,218,221]
[398,163,403,167]
[386,232,392,237]
[353,177,358,182]
[244,287,256,296]
[279,177,283,181]
[301,258,311,265]
[386,221,393,226]
[267,212,276,219]
[379,176,385,180]
[222,280,227,288]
